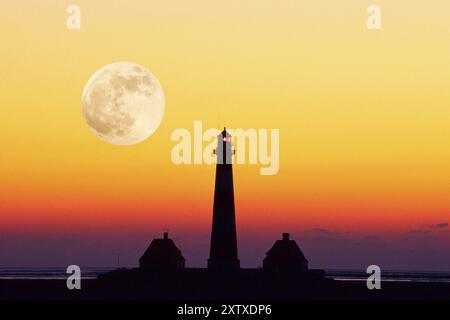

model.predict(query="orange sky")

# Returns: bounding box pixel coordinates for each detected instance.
[0,1,449,269]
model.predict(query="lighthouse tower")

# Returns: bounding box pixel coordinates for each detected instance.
[208,128,240,271]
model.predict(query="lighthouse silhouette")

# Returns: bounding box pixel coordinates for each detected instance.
[208,128,240,271]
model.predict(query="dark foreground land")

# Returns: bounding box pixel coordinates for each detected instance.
[1,268,450,300]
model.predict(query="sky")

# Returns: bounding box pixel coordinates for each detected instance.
[0,0,449,271]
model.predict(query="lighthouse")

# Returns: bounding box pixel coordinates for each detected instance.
[208,128,240,271]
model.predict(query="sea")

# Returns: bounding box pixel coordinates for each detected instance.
[0,267,450,283]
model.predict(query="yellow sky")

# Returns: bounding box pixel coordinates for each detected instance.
[0,0,449,232]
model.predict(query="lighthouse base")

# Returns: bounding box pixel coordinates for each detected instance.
[207,259,240,271]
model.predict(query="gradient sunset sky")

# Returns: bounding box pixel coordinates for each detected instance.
[0,0,449,270]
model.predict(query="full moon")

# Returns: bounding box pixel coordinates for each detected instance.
[82,62,165,145]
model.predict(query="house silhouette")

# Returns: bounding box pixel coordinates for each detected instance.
[139,232,185,270]
[263,233,308,272]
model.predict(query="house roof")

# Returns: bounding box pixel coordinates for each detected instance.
[264,233,308,263]
[139,233,185,263]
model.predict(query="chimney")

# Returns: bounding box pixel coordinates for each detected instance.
[163,232,168,240]
[282,233,290,241]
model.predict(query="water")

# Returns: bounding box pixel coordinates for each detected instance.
[0,267,114,280]
[325,269,450,283]
[1,267,450,283]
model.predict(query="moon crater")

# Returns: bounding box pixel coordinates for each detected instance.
[82,62,165,145]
